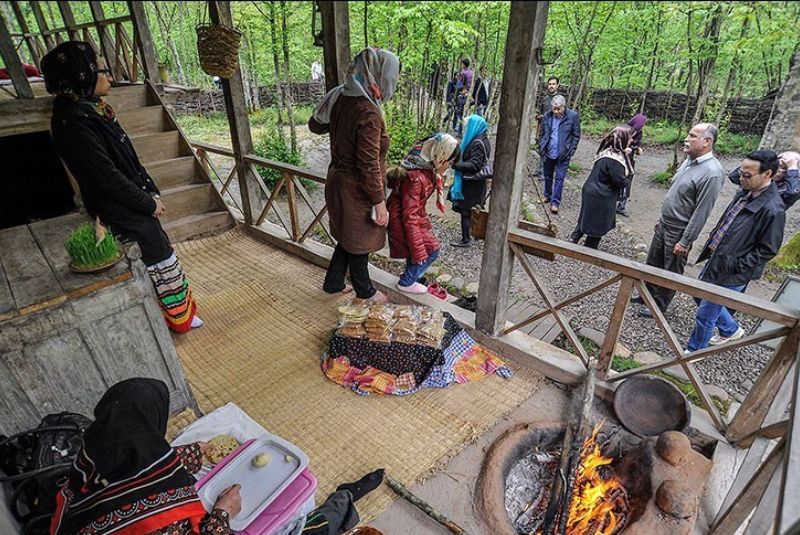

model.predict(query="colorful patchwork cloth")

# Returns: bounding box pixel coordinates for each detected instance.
[322,312,512,395]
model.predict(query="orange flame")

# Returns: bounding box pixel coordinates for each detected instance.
[565,424,629,535]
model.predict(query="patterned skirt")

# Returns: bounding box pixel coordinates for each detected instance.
[146,253,197,333]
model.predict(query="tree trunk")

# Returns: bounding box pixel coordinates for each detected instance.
[716,13,750,125]
[640,6,663,113]
[691,5,724,125]
[268,1,286,139]
[280,0,297,152]
[673,10,695,170]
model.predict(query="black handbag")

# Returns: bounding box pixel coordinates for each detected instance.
[465,140,493,180]
[0,412,92,535]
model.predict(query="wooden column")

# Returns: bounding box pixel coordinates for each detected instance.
[208,1,264,226]
[89,1,123,80]
[319,0,351,92]
[0,7,34,98]
[56,1,79,40]
[29,1,55,51]
[10,1,42,69]
[777,343,800,534]
[126,0,159,85]
[475,1,549,335]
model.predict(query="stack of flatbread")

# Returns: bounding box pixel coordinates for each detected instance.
[417,309,446,348]
[392,305,418,344]
[204,434,241,465]
[337,304,369,338]
[365,304,394,343]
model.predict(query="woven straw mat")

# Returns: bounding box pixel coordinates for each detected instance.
[172,228,543,522]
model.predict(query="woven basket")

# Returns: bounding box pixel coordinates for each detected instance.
[470,206,489,240]
[196,23,242,78]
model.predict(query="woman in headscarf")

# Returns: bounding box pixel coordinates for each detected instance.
[386,134,460,295]
[449,114,491,247]
[569,126,634,249]
[616,113,647,217]
[50,378,386,535]
[41,42,201,334]
[309,48,400,305]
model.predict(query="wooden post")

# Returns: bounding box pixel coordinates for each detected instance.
[0,8,34,99]
[10,1,42,69]
[319,0,351,92]
[475,1,549,335]
[208,1,264,226]
[56,1,79,40]
[727,325,800,443]
[776,343,800,534]
[89,1,124,81]
[29,1,55,51]
[597,277,634,379]
[126,0,159,86]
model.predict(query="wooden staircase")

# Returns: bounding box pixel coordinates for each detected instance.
[105,84,234,243]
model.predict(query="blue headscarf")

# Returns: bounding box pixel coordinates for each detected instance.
[450,114,489,201]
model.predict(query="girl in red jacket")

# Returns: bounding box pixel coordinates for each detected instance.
[387,134,460,294]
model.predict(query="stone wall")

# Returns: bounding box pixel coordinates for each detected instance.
[169,81,326,115]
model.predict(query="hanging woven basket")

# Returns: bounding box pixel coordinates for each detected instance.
[196,23,242,78]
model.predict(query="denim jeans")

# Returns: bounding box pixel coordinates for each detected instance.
[686,283,747,351]
[398,249,440,287]
[543,156,570,206]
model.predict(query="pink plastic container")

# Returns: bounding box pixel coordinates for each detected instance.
[196,440,317,535]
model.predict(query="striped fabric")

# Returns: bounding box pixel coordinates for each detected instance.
[708,195,750,251]
[147,253,197,334]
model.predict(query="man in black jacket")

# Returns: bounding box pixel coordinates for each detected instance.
[686,150,785,351]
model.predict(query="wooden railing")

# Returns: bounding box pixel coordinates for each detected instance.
[192,141,333,244]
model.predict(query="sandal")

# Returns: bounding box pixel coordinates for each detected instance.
[427,282,448,300]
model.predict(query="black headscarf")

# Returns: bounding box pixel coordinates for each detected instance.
[51,378,206,535]
[41,41,99,98]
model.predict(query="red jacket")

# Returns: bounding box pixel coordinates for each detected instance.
[387,169,440,263]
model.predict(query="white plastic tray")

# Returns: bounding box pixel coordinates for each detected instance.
[196,434,309,531]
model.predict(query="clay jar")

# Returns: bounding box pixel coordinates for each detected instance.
[655,431,691,466]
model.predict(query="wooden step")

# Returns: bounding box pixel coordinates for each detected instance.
[163,211,234,243]
[160,184,219,224]
[132,131,183,164]
[145,156,199,190]
[117,105,168,136]
[105,84,149,111]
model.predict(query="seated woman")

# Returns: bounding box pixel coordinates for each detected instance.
[448,114,492,248]
[387,133,460,295]
[50,378,382,535]
[41,42,200,333]
[568,126,633,249]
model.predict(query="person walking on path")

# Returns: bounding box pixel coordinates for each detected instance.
[453,86,468,135]
[686,150,785,351]
[460,58,474,95]
[539,95,581,214]
[449,114,492,247]
[616,113,647,217]
[569,126,634,249]
[309,47,401,305]
[472,66,490,117]
[633,123,725,317]
[534,76,561,178]
[443,72,459,127]
[387,134,460,294]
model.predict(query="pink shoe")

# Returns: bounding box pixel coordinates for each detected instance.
[427,283,448,300]
[397,282,428,294]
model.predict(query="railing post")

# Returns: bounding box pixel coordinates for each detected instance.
[475,1,549,335]
[56,1,80,41]
[0,8,34,99]
[284,173,301,241]
[10,1,42,69]
[89,1,124,81]
[597,277,635,379]
[777,341,800,533]
[318,1,351,92]
[126,0,160,87]
[29,1,56,51]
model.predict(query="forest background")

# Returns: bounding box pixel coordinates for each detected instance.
[5,1,799,169]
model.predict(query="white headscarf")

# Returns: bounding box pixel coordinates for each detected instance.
[312,47,400,125]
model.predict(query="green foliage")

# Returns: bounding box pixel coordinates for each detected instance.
[568,161,583,175]
[651,170,672,186]
[65,224,121,269]
[253,130,315,191]
[384,104,425,165]
[611,356,641,372]
[770,232,800,274]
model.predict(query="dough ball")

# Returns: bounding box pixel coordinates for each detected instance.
[251,453,271,468]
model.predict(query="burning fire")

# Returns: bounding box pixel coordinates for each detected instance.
[566,424,630,535]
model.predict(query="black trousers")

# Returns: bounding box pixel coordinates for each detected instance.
[302,490,359,534]
[323,244,376,299]
[568,228,601,249]
[644,222,688,311]
[459,210,471,241]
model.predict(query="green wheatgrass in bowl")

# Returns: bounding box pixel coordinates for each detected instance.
[65,224,122,270]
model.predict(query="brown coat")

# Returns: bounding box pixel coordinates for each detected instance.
[309,96,389,254]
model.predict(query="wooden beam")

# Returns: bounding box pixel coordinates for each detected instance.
[598,277,634,379]
[318,1,351,92]
[0,8,34,98]
[56,1,79,40]
[29,1,55,50]
[777,343,800,534]
[475,1,549,335]
[207,1,264,226]
[126,0,159,85]
[728,326,800,443]
[10,1,41,68]
[89,1,124,80]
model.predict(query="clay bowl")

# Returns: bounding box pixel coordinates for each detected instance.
[613,374,691,437]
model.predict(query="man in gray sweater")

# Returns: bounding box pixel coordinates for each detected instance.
[634,123,726,317]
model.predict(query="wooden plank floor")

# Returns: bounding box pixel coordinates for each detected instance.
[506,297,565,344]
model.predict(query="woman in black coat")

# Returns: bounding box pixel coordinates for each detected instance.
[42,42,201,333]
[569,126,633,249]
[449,114,491,247]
